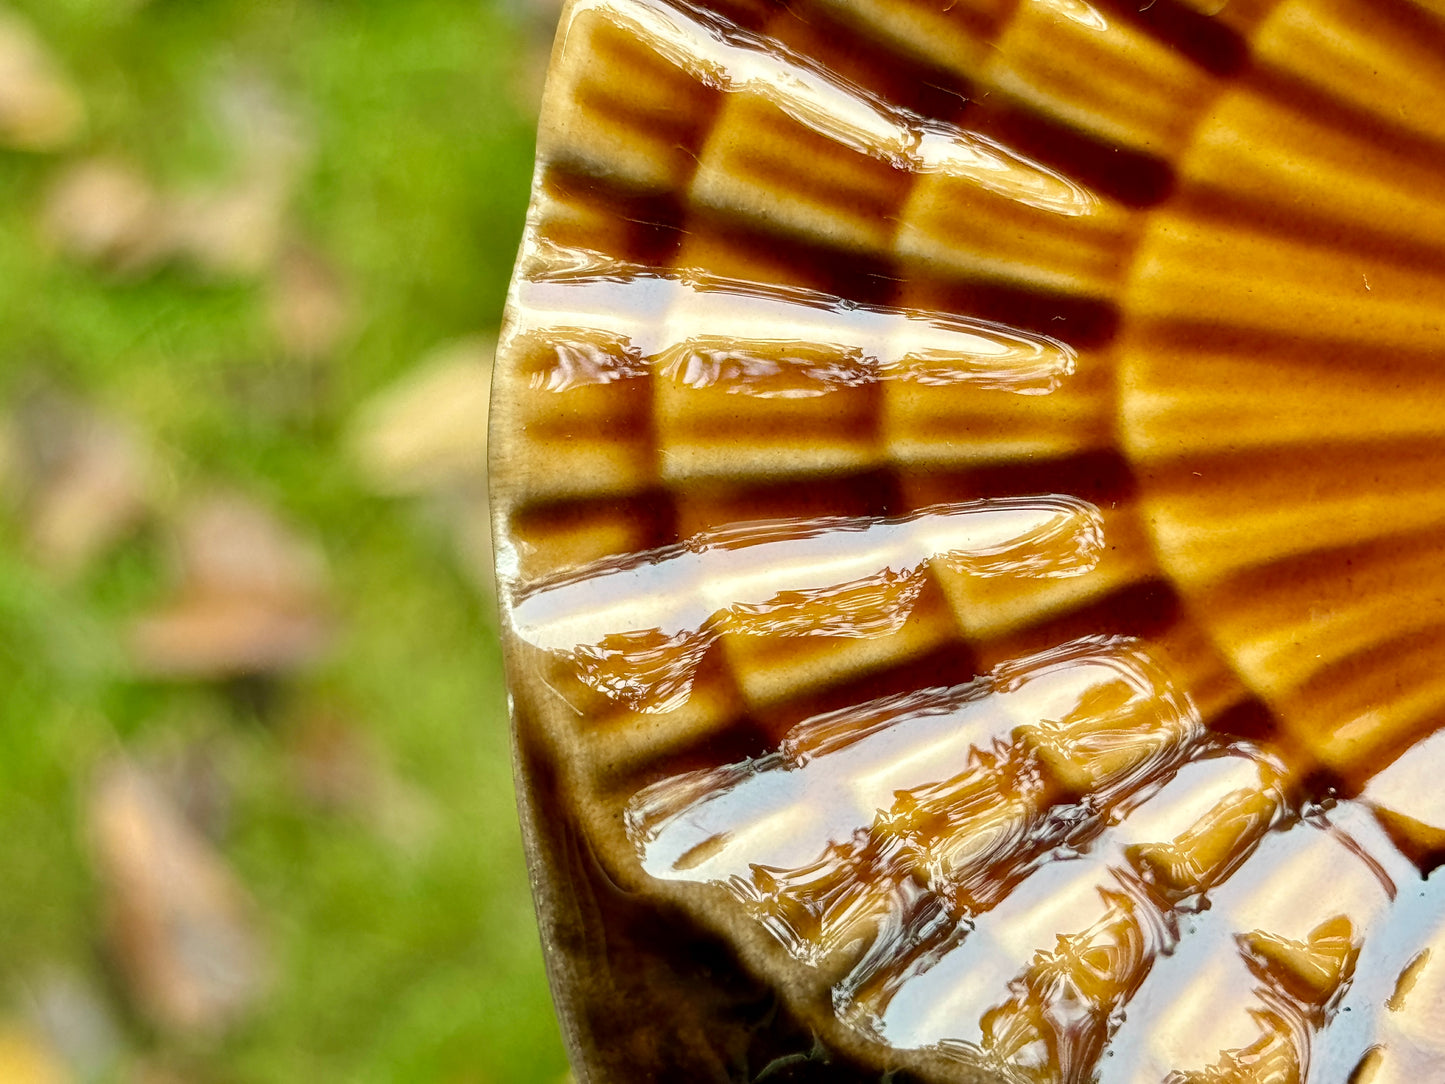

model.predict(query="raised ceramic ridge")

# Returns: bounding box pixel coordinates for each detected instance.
[491,0,1445,1079]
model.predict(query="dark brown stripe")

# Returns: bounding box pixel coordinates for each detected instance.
[900,450,1137,507]
[676,467,907,528]
[540,167,689,265]
[1136,434,1445,485]
[686,204,905,303]
[1098,0,1249,76]
[773,0,975,121]
[749,625,979,745]
[1173,168,1445,276]
[1243,61,1445,179]
[718,122,915,233]
[894,272,1120,347]
[1127,315,1445,372]
[510,488,682,560]
[972,99,1175,209]
[542,167,1121,353]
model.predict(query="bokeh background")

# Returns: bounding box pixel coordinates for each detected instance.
[0,1,568,1080]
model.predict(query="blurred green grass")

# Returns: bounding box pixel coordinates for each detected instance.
[0,0,566,1080]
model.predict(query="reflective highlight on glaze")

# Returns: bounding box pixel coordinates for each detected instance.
[511,496,1102,713]
[623,639,1374,1080]
[624,698,1445,1084]
[559,0,1100,215]
[516,242,1080,396]
[492,0,1445,1078]
[626,638,1205,957]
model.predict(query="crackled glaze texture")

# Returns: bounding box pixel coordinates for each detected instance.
[490,0,1445,1080]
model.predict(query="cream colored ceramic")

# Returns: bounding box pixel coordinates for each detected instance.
[490,0,1445,1079]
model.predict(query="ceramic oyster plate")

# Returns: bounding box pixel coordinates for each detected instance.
[489,0,1445,1079]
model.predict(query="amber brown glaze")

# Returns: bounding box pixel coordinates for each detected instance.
[491,0,1445,1080]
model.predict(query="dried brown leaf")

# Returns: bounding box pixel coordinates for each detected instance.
[41,159,169,275]
[350,338,494,495]
[166,175,289,279]
[267,244,352,361]
[0,11,84,151]
[19,401,152,576]
[128,495,332,679]
[174,494,325,600]
[162,72,310,279]
[129,597,331,679]
[87,760,268,1037]
[0,391,154,575]
[45,74,309,280]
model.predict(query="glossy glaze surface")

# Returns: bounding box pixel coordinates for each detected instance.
[491,0,1445,1079]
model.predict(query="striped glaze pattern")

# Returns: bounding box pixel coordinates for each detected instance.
[491,0,1445,1080]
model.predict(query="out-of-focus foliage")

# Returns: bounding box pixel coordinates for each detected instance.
[0,0,566,1080]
